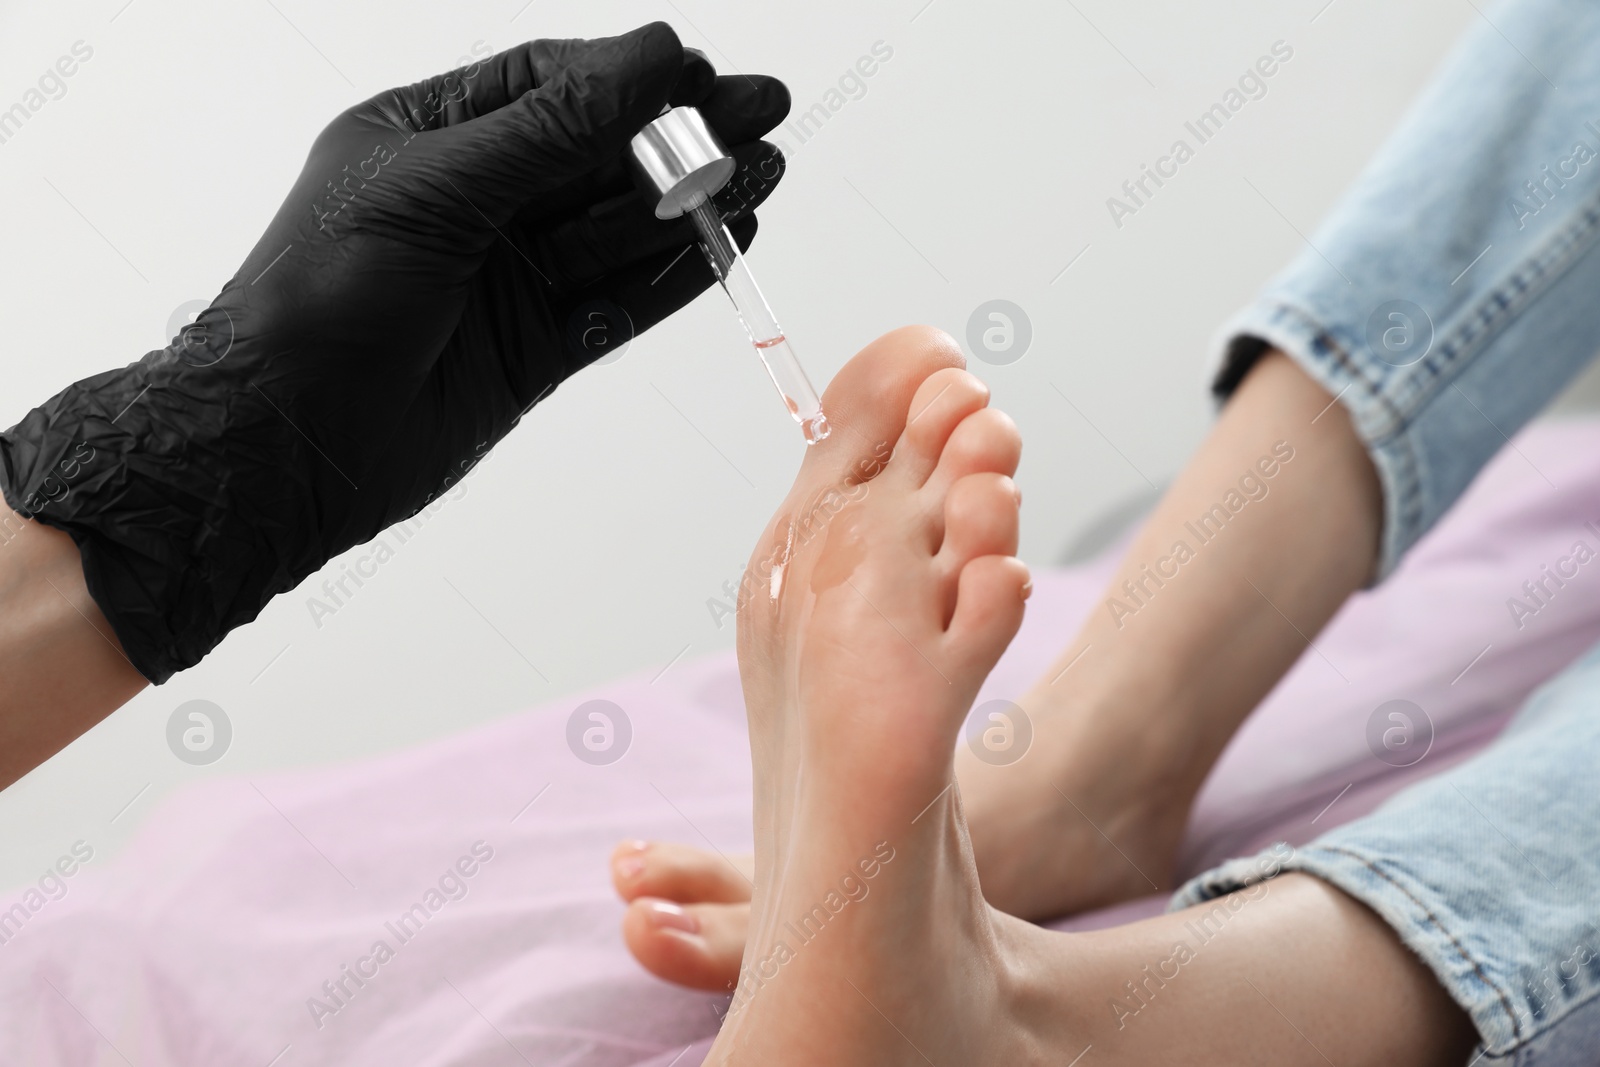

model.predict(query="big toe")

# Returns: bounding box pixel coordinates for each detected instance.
[622,898,750,992]
[804,325,966,486]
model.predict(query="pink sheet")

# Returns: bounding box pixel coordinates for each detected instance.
[6,422,1600,1066]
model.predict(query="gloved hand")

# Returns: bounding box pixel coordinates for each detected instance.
[0,22,789,683]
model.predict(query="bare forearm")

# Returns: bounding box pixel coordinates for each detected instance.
[1047,351,1381,795]
[0,507,146,787]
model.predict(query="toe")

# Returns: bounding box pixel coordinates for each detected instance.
[926,406,1022,492]
[894,368,992,487]
[946,554,1031,673]
[804,325,966,487]
[918,408,1022,552]
[622,898,750,992]
[936,474,1020,620]
[611,841,754,904]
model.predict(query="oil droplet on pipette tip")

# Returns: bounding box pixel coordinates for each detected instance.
[753,334,830,445]
[802,412,831,444]
[780,393,832,445]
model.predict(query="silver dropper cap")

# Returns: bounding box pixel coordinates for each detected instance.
[629,106,735,219]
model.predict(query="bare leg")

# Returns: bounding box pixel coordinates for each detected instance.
[0,507,146,786]
[615,349,1384,985]
[702,329,1471,1064]
[959,349,1382,917]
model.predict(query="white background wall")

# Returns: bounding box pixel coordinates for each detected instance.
[0,0,1503,888]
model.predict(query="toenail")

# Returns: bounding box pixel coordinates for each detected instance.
[642,900,700,934]
[1020,578,1033,601]
[623,839,650,853]
[617,856,647,880]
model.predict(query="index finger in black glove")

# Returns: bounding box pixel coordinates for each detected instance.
[372,35,716,132]
[528,137,785,294]
[508,72,791,231]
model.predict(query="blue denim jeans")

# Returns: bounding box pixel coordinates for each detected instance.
[1183,0,1600,1060]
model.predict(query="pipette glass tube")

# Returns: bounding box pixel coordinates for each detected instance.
[684,198,831,445]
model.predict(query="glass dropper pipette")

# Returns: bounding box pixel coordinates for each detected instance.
[629,106,831,445]
[683,196,830,444]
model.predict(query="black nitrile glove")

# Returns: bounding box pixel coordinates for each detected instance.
[0,22,789,683]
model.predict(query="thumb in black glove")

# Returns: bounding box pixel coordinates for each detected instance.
[0,22,790,683]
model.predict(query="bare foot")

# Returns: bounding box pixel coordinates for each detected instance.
[704,325,1041,1062]
[612,329,1185,991]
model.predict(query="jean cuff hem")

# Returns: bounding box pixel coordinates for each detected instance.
[1172,842,1522,1058]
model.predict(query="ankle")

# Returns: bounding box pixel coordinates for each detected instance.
[991,914,1100,1064]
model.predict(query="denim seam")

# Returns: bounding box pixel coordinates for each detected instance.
[1384,180,1600,428]
[1255,300,1399,425]
[1318,844,1524,1050]
[1373,187,1600,568]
